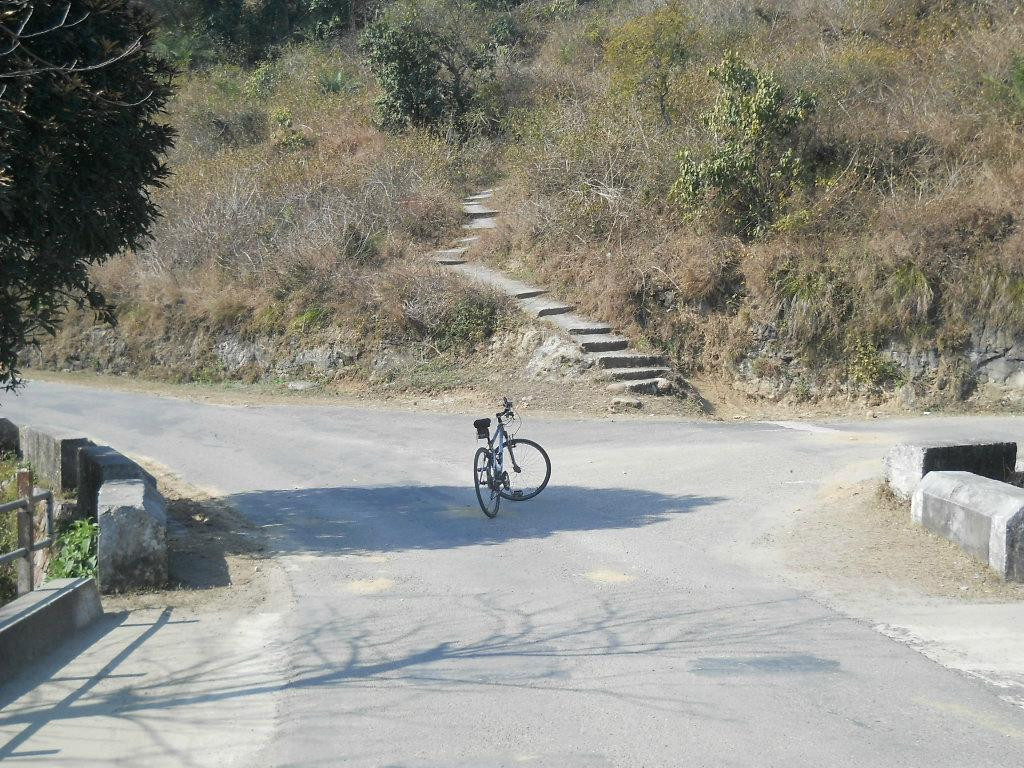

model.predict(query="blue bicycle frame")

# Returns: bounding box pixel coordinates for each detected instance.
[490,419,508,478]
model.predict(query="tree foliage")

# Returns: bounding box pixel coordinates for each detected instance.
[148,0,360,65]
[0,0,175,389]
[359,0,508,134]
[670,53,816,241]
[604,1,693,127]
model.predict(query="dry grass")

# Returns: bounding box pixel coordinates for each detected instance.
[490,0,1024,397]
[38,40,516,390]
[36,2,1024,404]
[781,476,1024,602]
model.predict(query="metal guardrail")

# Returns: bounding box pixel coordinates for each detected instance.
[0,473,54,594]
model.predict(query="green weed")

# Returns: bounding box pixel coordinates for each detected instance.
[48,519,98,580]
[434,297,500,350]
[0,454,19,604]
[846,336,903,390]
[288,307,331,336]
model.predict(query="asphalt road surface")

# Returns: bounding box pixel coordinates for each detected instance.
[1,381,1023,767]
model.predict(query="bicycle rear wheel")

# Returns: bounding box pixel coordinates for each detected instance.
[474,447,501,518]
[499,438,551,501]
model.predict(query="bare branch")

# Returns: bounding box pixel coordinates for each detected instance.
[0,17,143,80]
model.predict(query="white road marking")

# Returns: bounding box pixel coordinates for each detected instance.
[764,420,846,435]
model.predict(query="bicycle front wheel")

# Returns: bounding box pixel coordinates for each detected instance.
[474,447,501,518]
[499,438,551,501]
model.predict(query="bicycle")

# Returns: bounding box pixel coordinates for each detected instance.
[473,398,551,518]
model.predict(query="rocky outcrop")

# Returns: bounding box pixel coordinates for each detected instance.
[731,323,1024,405]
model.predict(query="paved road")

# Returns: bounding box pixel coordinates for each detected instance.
[1,381,1023,766]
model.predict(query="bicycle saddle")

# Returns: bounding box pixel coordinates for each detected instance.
[474,418,491,439]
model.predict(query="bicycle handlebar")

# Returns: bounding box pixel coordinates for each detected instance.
[498,397,514,420]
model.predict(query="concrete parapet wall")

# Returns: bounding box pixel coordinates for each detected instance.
[912,471,1024,581]
[0,578,103,684]
[19,425,94,491]
[78,445,156,519]
[884,441,1017,500]
[97,479,167,594]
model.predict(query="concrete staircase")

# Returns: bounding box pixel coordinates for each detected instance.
[431,189,674,396]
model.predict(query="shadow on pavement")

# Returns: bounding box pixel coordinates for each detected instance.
[0,593,833,765]
[225,484,725,556]
[0,485,738,763]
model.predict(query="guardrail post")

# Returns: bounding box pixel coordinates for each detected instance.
[16,468,33,595]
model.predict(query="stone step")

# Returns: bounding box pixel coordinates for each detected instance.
[602,367,672,381]
[463,217,498,230]
[430,250,466,268]
[546,312,613,336]
[465,190,494,202]
[463,203,500,217]
[513,288,547,300]
[432,247,468,264]
[580,336,630,353]
[606,378,672,396]
[455,236,480,245]
[522,297,574,317]
[447,262,545,300]
[592,352,670,369]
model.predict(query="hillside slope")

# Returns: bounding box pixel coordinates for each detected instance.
[38,0,1024,410]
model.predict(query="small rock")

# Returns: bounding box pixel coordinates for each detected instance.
[287,380,318,391]
[611,397,643,411]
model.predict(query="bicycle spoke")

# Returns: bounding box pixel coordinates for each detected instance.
[500,439,550,500]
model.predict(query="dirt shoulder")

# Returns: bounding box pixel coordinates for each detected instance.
[765,460,1024,709]
[26,367,1023,424]
[24,367,707,420]
[101,459,284,615]
[775,466,1024,603]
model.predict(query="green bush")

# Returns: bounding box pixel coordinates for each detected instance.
[604,1,694,126]
[316,69,362,95]
[158,0,355,64]
[360,16,446,131]
[358,0,507,134]
[48,519,99,580]
[670,53,817,241]
[244,63,279,101]
[846,336,903,390]
[434,296,501,350]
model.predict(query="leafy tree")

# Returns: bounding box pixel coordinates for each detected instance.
[670,53,816,240]
[0,0,175,390]
[148,0,359,64]
[604,1,693,127]
[359,14,445,130]
[359,0,505,134]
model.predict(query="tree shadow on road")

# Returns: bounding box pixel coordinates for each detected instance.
[224,484,725,556]
[0,590,840,766]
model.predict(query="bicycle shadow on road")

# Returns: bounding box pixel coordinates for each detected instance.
[224,484,725,556]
